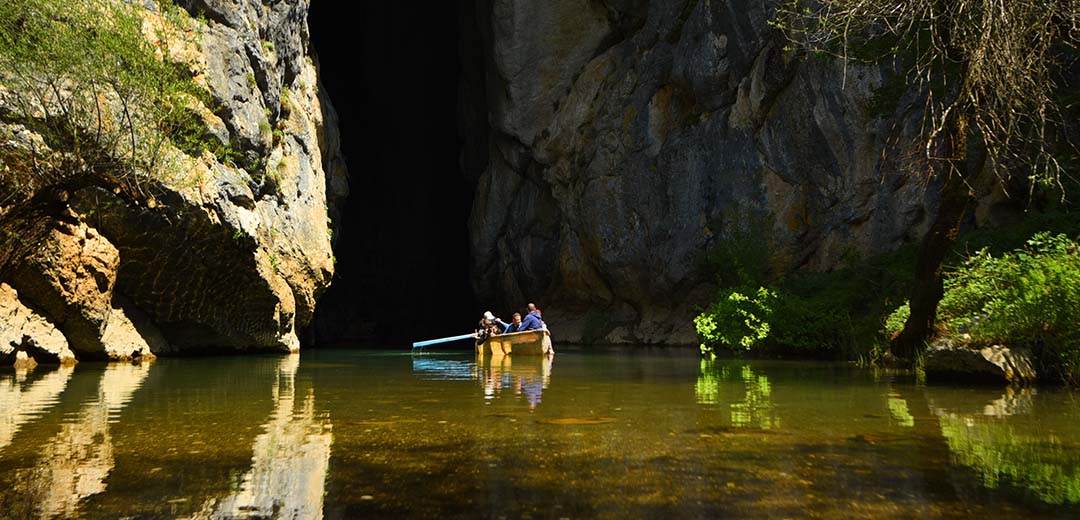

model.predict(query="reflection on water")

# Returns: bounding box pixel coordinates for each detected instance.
[1,351,1079,518]
[36,363,151,518]
[411,356,475,381]
[413,354,553,408]
[0,365,75,451]
[695,360,779,429]
[887,393,915,427]
[194,354,333,520]
[476,355,552,408]
[928,387,1080,505]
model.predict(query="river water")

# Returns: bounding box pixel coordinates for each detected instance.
[1,348,1078,519]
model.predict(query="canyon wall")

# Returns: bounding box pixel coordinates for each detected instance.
[0,0,347,362]
[462,0,1014,344]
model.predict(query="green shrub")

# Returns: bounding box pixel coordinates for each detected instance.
[694,286,776,355]
[0,0,204,197]
[937,232,1080,384]
[884,303,910,338]
[769,291,852,355]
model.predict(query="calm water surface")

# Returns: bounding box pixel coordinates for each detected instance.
[1,348,1079,519]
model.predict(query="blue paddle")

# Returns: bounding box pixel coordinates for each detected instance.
[411,333,478,350]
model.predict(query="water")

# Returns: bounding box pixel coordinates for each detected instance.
[1,348,1079,519]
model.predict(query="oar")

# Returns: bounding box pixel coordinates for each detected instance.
[412,332,478,350]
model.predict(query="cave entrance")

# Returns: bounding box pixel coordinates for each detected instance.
[309,2,479,345]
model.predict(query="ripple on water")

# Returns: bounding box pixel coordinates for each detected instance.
[0,351,1078,519]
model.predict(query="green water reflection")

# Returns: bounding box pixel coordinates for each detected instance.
[0,349,1078,519]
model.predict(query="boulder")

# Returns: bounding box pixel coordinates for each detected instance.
[925,339,1037,386]
[13,351,36,370]
[100,304,163,361]
[7,219,118,357]
[0,283,76,365]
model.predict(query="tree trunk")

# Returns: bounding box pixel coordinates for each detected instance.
[891,115,974,362]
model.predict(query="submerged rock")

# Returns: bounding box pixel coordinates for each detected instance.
[925,339,1037,386]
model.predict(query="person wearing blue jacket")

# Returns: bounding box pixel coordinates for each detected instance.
[518,308,546,331]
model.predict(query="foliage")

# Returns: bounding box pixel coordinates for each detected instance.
[773,0,1080,356]
[697,239,917,359]
[884,303,910,339]
[695,286,776,355]
[939,414,1080,505]
[0,0,204,203]
[938,233,1080,384]
[774,0,1078,189]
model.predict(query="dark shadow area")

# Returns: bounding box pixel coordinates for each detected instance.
[308,2,480,346]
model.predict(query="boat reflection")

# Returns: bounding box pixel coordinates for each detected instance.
[409,354,555,408]
[475,354,553,409]
[0,365,75,451]
[36,362,152,518]
[194,354,333,520]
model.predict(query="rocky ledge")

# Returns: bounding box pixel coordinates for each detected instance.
[0,0,347,364]
[925,339,1037,386]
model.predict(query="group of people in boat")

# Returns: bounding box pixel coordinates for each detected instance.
[476,302,547,340]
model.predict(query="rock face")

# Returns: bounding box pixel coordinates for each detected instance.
[0,0,346,360]
[0,283,76,365]
[461,0,1012,344]
[925,340,1037,386]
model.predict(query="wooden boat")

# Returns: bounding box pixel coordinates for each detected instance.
[476,329,553,356]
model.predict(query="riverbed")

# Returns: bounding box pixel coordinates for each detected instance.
[1,348,1078,518]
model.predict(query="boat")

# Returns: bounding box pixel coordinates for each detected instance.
[476,329,553,356]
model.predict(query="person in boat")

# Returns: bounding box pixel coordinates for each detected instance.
[477,307,496,341]
[476,311,504,341]
[518,305,546,332]
[504,312,523,333]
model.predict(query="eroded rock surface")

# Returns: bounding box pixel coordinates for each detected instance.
[0,283,76,365]
[462,0,1010,343]
[0,0,346,358]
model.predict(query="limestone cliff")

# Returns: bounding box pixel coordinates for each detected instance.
[0,0,347,362]
[461,0,1014,344]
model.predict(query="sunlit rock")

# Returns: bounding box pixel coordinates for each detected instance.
[5,221,119,357]
[925,339,1037,385]
[0,283,75,365]
[0,0,346,355]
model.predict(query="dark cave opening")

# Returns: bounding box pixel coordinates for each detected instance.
[308,2,481,346]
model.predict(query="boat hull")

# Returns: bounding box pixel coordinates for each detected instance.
[476,329,553,356]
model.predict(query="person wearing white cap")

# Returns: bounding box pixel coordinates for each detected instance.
[477,311,510,341]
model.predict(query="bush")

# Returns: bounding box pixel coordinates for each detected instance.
[694,286,776,355]
[936,232,1080,384]
[884,303,910,338]
[0,0,203,199]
